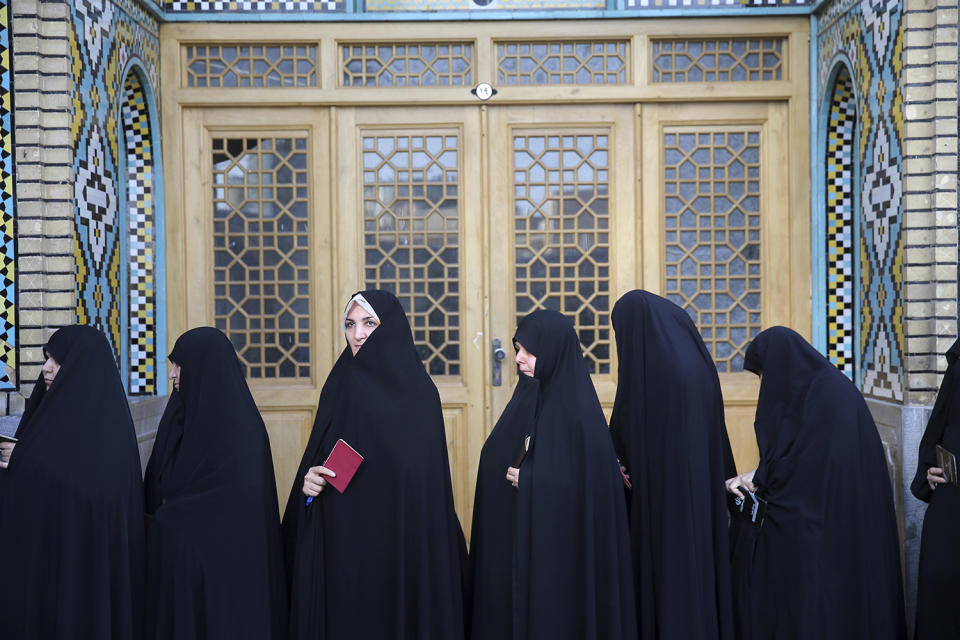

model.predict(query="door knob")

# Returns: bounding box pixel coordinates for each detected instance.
[492,338,506,386]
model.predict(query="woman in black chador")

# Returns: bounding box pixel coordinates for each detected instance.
[609,290,737,640]
[726,326,906,640]
[496,309,636,640]
[143,327,287,640]
[910,338,960,637]
[282,290,466,640]
[467,370,537,639]
[0,325,144,639]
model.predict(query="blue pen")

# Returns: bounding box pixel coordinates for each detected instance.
[306,496,313,506]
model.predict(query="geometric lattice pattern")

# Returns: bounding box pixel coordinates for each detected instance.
[212,136,311,379]
[167,0,344,11]
[185,44,318,87]
[0,0,15,390]
[817,1,903,401]
[362,133,461,376]
[513,132,611,375]
[72,0,161,370]
[663,129,762,372]
[652,38,784,83]
[123,74,157,395]
[496,41,629,86]
[824,66,856,379]
[341,43,472,88]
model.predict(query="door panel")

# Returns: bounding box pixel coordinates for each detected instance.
[180,107,335,506]
[334,107,487,536]
[641,102,807,471]
[488,105,638,419]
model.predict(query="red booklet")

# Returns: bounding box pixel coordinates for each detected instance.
[322,439,364,494]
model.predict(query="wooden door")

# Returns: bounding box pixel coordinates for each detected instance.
[176,107,336,502]
[334,106,488,534]
[172,100,808,530]
[487,104,638,419]
[640,102,809,471]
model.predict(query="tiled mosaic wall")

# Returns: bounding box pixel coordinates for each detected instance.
[71,0,160,384]
[817,0,904,402]
[122,74,157,395]
[0,0,15,392]
[824,66,856,379]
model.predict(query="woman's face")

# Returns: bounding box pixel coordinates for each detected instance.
[41,353,61,389]
[169,361,181,391]
[515,342,537,377]
[344,301,380,355]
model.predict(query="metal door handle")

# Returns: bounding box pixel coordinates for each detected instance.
[492,338,506,386]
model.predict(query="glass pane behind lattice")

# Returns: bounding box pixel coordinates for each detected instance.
[496,40,628,86]
[212,136,311,379]
[652,38,783,83]
[663,129,762,372]
[342,43,473,88]
[513,132,611,374]
[186,44,317,87]
[362,133,461,376]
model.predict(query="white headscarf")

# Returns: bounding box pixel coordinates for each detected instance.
[342,293,380,328]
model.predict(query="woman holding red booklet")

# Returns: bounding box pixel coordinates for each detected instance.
[283,290,467,640]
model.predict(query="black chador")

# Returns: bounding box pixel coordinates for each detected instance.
[0,326,145,639]
[609,290,737,640]
[282,290,466,640]
[143,327,288,640]
[509,310,637,640]
[910,338,960,638]
[467,372,538,638]
[732,326,906,640]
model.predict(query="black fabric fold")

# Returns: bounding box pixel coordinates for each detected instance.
[282,289,466,640]
[467,372,538,639]
[143,327,288,640]
[910,337,960,637]
[911,338,960,503]
[732,326,906,640]
[509,309,637,640]
[609,290,736,640]
[0,325,145,639]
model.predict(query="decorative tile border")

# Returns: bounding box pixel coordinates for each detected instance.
[72,0,161,391]
[122,75,157,395]
[816,0,904,401]
[824,66,856,378]
[0,0,15,391]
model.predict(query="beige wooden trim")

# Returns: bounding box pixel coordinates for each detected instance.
[164,17,806,43]
[162,32,186,368]
[787,27,812,339]
[166,83,798,108]
[163,18,808,106]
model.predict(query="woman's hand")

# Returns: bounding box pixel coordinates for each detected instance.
[928,467,947,492]
[302,465,337,497]
[725,468,757,499]
[506,466,520,488]
[0,441,14,469]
